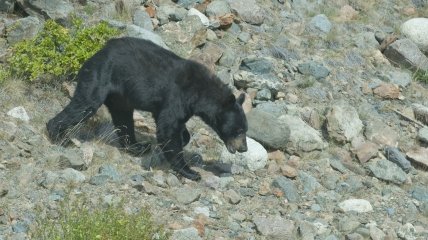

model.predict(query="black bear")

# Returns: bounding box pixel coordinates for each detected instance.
[47,37,248,180]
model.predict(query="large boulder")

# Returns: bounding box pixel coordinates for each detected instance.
[16,0,74,21]
[401,18,428,53]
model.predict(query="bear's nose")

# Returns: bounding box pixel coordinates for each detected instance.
[238,143,247,153]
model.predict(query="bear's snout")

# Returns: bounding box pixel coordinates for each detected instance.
[226,135,247,154]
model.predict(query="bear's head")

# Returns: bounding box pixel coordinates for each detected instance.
[216,93,248,154]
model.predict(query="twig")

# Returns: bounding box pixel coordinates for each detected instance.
[389,107,426,127]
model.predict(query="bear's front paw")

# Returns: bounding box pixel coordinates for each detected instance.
[126,142,151,156]
[175,165,201,181]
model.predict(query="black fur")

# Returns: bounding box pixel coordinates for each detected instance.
[47,37,248,180]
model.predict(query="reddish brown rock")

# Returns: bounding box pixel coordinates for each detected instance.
[338,5,358,21]
[268,150,286,162]
[353,142,379,163]
[406,147,428,168]
[280,165,298,178]
[373,83,400,99]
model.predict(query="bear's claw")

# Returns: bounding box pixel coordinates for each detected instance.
[174,165,201,181]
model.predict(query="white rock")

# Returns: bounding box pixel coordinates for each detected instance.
[220,137,267,171]
[339,199,373,213]
[326,102,363,142]
[194,206,210,217]
[7,106,30,122]
[188,8,210,27]
[401,18,428,52]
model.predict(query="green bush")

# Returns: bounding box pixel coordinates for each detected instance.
[8,18,120,82]
[0,64,9,84]
[32,197,170,240]
[413,69,428,83]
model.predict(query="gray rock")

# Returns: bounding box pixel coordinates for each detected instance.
[383,38,428,71]
[132,7,153,31]
[420,201,428,217]
[171,227,202,240]
[89,174,110,185]
[206,0,231,18]
[160,15,207,57]
[224,189,241,204]
[218,48,237,67]
[253,215,295,238]
[0,121,17,141]
[226,0,264,25]
[307,14,332,33]
[279,114,327,154]
[173,187,201,204]
[410,185,428,202]
[384,147,411,172]
[166,173,182,187]
[412,103,428,125]
[329,158,348,173]
[239,187,256,197]
[99,165,120,181]
[382,69,412,88]
[233,71,284,91]
[216,68,233,85]
[220,137,267,171]
[12,222,27,233]
[272,176,300,202]
[338,199,373,213]
[175,0,202,9]
[124,24,168,49]
[256,88,272,101]
[297,61,330,80]
[238,32,251,43]
[59,168,86,185]
[354,32,379,50]
[369,224,386,240]
[59,150,86,171]
[6,106,30,122]
[6,16,42,44]
[365,120,399,146]
[338,216,360,232]
[298,171,322,193]
[17,0,74,20]
[298,221,316,240]
[418,127,428,143]
[239,57,274,75]
[255,101,288,118]
[246,109,290,150]
[401,18,428,52]
[326,102,363,143]
[367,159,407,184]
[157,5,188,25]
[397,223,416,240]
[39,171,59,189]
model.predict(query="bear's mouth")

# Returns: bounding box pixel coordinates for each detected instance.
[226,135,247,154]
[226,144,237,154]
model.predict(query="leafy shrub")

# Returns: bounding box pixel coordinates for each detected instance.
[32,196,170,240]
[0,64,10,84]
[8,18,120,82]
[413,69,428,83]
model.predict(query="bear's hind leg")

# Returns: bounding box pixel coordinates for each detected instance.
[105,94,150,155]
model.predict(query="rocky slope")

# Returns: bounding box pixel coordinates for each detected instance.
[1,0,428,239]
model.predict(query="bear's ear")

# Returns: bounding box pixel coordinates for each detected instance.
[237,93,245,106]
